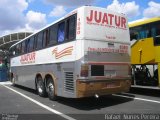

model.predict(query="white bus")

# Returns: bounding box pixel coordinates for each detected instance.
[10,6,131,100]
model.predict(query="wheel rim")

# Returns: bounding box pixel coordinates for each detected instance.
[48,82,54,95]
[38,87,43,93]
[37,81,43,93]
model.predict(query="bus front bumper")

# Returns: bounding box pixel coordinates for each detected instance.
[76,77,131,98]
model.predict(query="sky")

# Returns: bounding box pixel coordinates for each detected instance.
[0,0,160,36]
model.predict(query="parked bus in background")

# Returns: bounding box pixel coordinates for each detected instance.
[10,6,131,100]
[129,17,160,89]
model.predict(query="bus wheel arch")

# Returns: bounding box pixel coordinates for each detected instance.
[45,74,57,101]
[35,74,46,97]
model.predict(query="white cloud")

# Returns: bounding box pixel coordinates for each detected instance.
[49,6,66,17]
[0,0,28,30]
[45,0,95,7]
[26,11,47,30]
[0,0,47,36]
[143,1,160,18]
[27,0,35,3]
[106,0,140,19]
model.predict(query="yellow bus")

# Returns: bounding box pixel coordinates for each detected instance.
[129,17,160,89]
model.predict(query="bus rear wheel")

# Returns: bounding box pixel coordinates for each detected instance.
[46,78,57,101]
[36,76,46,97]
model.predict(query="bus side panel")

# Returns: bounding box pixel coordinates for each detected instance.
[11,66,36,89]
[10,40,78,98]
[11,62,77,98]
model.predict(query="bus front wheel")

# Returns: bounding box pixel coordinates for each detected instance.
[46,78,57,101]
[36,76,46,97]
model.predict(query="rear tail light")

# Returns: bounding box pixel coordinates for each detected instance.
[80,64,89,77]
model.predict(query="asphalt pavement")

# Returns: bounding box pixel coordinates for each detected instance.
[0,81,160,120]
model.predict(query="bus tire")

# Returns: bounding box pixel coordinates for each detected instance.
[46,77,57,101]
[36,76,46,97]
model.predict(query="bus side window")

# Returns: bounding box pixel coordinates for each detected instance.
[21,41,26,54]
[49,25,57,46]
[66,15,76,41]
[130,33,137,40]
[156,24,160,36]
[9,47,14,57]
[16,43,22,55]
[57,22,65,43]
[33,35,36,50]
[29,37,35,52]
[151,22,160,37]
[26,39,30,53]
[19,43,22,55]
[138,25,148,39]
[66,19,70,40]
[36,32,43,49]
[139,31,146,39]
[43,29,49,47]
[70,16,76,40]
[151,27,156,37]
[130,27,139,40]
[16,44,20,55]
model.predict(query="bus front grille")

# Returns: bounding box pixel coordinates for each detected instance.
[64,72,74,92]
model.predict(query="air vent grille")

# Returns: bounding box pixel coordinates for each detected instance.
[64,72,74,92]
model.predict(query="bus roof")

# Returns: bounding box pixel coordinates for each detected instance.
[129,17,160,28]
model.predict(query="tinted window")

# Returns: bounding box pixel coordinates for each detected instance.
[57,22,65,43]
[66,16,76,40]
[130,25,150,40]
[36,32,43,49]
[21,41,26,54]
[150,21,160,37]
[130,21,160,41]
[16,44,21,55]
[26,39,30,53]
[28,37,35,52]
[49,25,57,45]
[43,29,49,47]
